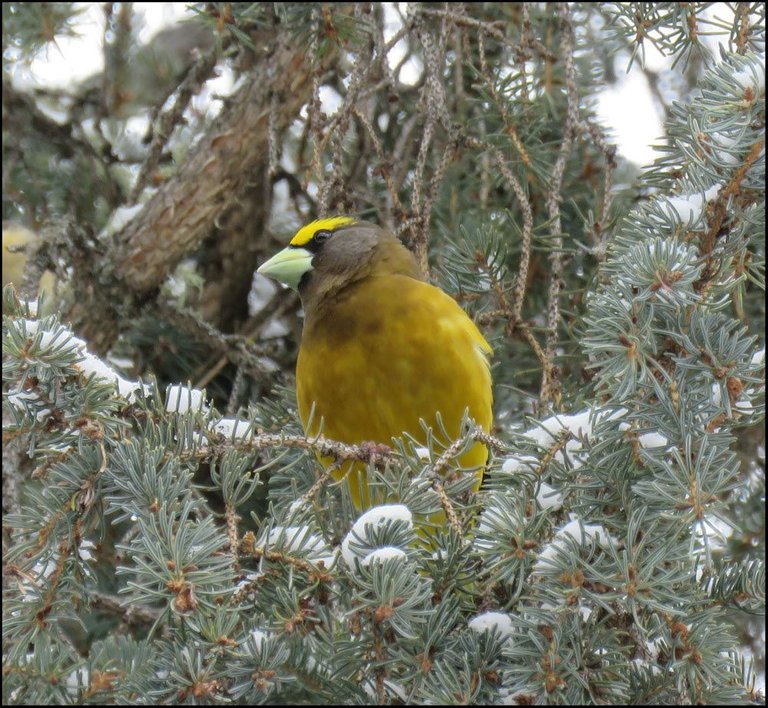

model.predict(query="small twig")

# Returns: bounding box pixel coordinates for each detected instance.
[696,137,764,293]
[540,3,579,411]
[309,6,325,200]
[732,2,752,54]
[431,479,462,534]
[130,47,220,203]
[428,435,472,480]
[89,590,164,628]
[224,501,241,575]
[190,287,299,389]
[477,31,535,173]
[250,546,333,581]
[416,7,508,42]
[230,543,333,605]
[300,458,345,506]
[353,108,406,219]
[425,426,509,534]
[462,135,535,334]
[577,118,618,259]
[228,432,397,468]
[471,428,510,455]
[519,322,557,400]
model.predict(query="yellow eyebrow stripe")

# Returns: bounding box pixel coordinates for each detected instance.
[289,217,357,247]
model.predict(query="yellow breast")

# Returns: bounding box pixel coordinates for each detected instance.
[296,274,492,510]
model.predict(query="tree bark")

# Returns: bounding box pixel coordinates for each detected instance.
[69,40,333,352]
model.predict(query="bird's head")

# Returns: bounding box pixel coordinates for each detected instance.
[257,217,421,312]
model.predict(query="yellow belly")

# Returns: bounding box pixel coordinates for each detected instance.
[296,274,492,510]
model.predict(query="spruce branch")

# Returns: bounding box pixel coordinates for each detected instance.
[67,30,343,353]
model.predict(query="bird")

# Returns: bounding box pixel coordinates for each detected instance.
[257,217,493,513]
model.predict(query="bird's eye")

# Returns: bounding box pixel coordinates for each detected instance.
[314,230,332,244]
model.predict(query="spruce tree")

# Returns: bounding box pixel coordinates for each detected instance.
[3,3,764,704]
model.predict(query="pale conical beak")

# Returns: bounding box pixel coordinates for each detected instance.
[257,247,313,291]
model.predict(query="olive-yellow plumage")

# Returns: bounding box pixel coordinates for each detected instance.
[258,218,492,511]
